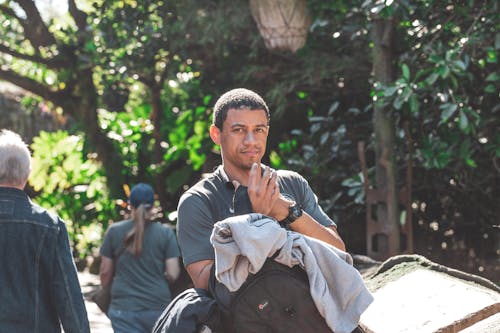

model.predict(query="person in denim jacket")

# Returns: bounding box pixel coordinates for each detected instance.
[0,129,90,333]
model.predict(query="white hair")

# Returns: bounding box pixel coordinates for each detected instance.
[0,129,31,187]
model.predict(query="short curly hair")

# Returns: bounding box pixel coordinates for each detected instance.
[212,88,270,130]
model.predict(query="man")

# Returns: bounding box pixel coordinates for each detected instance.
[177,88,346,290]
[0,129,90,333]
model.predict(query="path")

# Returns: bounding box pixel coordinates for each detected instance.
[78,270,113,333]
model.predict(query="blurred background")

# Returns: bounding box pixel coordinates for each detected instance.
[0,0,498,284]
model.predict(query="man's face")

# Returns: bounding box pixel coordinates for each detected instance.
[211,108,269,171]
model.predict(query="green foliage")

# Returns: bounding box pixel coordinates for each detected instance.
[272,1,499,269]
[98,77,213,209]
[30,131,119,258]
[274,101,372,222]
[90,0,181,110]
[2,0,497,279]
[372,1,499,179]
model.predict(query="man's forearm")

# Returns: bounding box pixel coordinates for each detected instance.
[289,212,346,251]
[198,263,212,289]
[187,260,214,290]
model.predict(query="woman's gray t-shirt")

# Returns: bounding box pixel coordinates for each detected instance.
[100,220,180,311]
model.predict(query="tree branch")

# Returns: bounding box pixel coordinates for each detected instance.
[15,0,56,48]
[0,44,71,69]
[0,68,64,103]
[68,0,88,32]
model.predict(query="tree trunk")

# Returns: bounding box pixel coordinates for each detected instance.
[59,70,126,199]
[149,86,169,213]
[369,17,400,259]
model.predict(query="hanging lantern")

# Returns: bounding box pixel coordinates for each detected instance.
[249,0,312,53]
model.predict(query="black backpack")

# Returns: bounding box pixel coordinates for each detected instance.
[209,257,333,333]
[152,288,224,333]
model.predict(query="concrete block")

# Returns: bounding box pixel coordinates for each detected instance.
[360,268,500,333]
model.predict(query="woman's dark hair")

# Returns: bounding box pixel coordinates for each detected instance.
[124,183,154,256]
[124,204,152,256]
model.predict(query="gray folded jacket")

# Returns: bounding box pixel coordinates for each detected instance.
[210,213,374,333]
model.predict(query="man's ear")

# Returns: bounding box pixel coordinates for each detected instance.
[209,124,221,144]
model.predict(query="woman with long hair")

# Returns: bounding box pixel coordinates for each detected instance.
[99,183,181,333]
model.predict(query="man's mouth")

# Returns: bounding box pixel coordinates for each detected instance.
[242,150,260,157]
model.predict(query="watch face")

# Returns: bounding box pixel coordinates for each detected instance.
[291,204,301,218]
[279,195,302,226]
[289,203,302,221]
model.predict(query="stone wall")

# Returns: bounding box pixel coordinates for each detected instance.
[0,82,67,143]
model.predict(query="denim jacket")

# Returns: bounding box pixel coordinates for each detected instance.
[0,187,90,333]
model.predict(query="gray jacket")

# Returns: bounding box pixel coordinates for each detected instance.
[210,213,373,333]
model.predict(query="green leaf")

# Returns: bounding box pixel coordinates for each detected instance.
[429,55,442,64]
[453,60,467,71]
[485,72,500,82]
[384,86,398,97]
[402,88,412,103]
[439,65,450,78]
[203,94,212,106]
[402,64,410,81]
[269,151,282,168]
[370,3,385,14]
[393,94,405,109]
[309,116,326,123]
[459,110,469,131]
[451,75,458,90]
[465,158,477,168]
[435,150,451,168]
[297,91,307,99]
[328,101,339,115]
[439,103,457,123]
[409,94,419,114]
[487,49,497,63]
[320,132,330,145]
[400,210,407,225]
[426,73,439,85]
[445,50,454,62]
[484,84,496,93]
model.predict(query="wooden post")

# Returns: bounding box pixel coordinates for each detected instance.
[369,17,400,260]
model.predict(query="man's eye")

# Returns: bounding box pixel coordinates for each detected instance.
[233,128,244,133]
[256,127,266,133]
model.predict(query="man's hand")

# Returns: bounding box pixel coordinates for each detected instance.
[247,163,281,216]
[246,163,346,251]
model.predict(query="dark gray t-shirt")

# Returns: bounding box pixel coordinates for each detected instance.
[100,220,180,311]
[177,165,336,266]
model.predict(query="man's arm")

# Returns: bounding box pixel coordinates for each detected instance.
[247,163,346,251]
[288,212,346,251]
[269,196,346,251]
[185,259,214,290]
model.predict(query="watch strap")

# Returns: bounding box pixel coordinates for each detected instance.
[280,202,302,227]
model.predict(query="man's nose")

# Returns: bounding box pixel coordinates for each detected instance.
[244,131,256,143]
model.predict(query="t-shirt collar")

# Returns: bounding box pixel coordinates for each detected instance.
[213,165,235,190]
